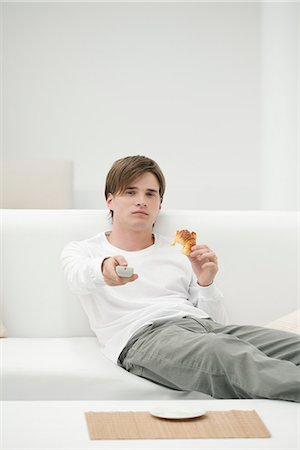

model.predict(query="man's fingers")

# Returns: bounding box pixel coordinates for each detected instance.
[189,251,217,262]
[109,273,138,286]
[120,273,139,283]
[112,255,128,267]
[190,244,211,253]
[102,256,138,286]
[201,262,218,270]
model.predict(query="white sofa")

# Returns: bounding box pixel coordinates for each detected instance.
[1,209,298,401]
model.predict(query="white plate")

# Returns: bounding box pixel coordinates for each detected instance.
[149,407,206,420]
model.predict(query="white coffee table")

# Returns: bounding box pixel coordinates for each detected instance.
[1,399,299,449]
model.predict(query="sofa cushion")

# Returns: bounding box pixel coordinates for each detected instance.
[266,310,300,335]
[1,337,210,401]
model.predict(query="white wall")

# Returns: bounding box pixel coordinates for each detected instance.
[260,2,299,211]
[1,2,287,210]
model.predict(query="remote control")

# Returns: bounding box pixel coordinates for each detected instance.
[116,266,134,278]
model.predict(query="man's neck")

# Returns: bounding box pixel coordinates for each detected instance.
[107,228,154,251]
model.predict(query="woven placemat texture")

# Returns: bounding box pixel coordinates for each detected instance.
[85,410,271,440]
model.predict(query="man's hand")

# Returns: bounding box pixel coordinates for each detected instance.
[188,245,218,287]
[101,256,138,286]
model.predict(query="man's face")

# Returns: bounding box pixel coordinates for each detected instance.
[106,172,162,231]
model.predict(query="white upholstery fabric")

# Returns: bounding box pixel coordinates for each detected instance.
[266,310,300,335]
[1,209,298,400]
[1,337,208,401]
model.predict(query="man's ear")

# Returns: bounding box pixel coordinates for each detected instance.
[106,193,114,210]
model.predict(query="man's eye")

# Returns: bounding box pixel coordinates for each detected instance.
[146,192,154,197]
[126,191,135,196]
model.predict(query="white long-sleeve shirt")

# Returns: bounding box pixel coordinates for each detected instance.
[61,232,228,363]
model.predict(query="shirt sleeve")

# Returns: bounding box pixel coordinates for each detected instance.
[188,275,229,324]
[61,241,107,295]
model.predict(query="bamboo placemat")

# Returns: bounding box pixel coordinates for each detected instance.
[85,410,271,440]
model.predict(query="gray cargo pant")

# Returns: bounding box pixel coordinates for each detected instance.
[118,316,300,402]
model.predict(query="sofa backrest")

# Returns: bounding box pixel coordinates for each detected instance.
[1,209,298,337]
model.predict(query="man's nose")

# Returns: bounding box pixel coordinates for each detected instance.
[135,195,147,206]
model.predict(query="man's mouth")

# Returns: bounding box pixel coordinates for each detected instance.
[132,211,148,216]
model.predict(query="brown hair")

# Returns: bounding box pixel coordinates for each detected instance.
[105,155,165,199]
[105,155,166,217]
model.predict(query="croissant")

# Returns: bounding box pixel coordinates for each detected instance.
[171,229,197,255]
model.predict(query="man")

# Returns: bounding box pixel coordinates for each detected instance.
[61,155,300,402]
